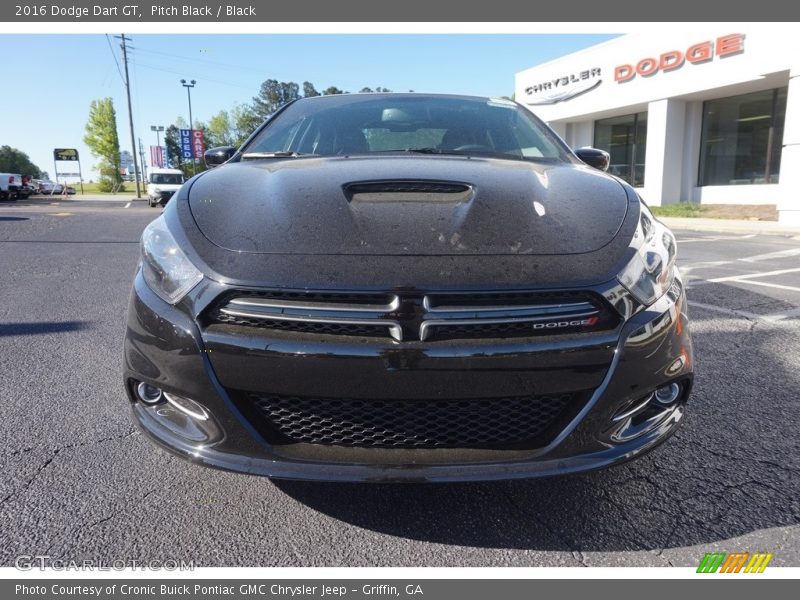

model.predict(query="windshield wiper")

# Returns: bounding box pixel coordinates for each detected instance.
[402,148,535,161]
[367,148,469,155]
[241,151,313,159]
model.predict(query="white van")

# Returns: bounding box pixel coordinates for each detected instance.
[0,173,22,200]
[146,168,185,207]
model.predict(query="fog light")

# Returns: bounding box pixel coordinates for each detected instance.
[136,382,163,404]
[163,392,210,421]
[655,382,681,405]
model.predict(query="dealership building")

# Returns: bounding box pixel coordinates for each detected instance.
[515,29,800,224]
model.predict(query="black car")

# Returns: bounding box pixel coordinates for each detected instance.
[124,93,693,482]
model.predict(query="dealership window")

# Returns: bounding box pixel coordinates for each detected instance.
[593,112,647,187]
[698,87,787,186]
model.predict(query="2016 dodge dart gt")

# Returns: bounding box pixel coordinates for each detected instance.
[123,93,693,482]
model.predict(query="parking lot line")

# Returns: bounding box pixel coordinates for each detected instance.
[688,267,800,289]
[763,306,800,321]
[738,247,800,263]
[125,202,131,208]
[704,267,800,283]
[688,300,798,325]
[678,234,756,243]
[724,279,800,293]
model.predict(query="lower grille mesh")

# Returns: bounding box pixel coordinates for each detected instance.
[243,391,582,448]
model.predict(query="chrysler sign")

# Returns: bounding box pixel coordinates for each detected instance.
[524,67,602,105]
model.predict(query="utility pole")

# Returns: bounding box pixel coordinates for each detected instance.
[116,34,141,198]
[138,138,148,183]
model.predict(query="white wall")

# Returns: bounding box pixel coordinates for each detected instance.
[640,99,686,206]
[680,101,704,201]
[777,65,800,224]
[692,185,783,205]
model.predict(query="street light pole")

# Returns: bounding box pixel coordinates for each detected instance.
[180,79,196,175]
[150,125,164,147]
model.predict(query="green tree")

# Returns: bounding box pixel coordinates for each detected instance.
[206,110,235,147]
[302,81,320,98]
[83,97,122,191]
[251,79,301,120]
[0,146,46,178]
[322,86,346,95]
[231,103,261,145]
[164,125,183,169]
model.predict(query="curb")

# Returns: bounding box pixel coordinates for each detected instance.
[660,217,800,237]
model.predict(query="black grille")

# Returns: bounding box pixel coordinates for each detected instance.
[427,290,596,307]
[344,180,471,195]
[429,320,566,340]
[212,312,390,337]
[204,289,617,342]
[243,391,583,448]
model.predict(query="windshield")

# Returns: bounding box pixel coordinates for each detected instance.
[150,173,184,185]
[243,95,573,162]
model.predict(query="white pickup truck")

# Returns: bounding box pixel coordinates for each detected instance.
[146,168,186,207]
[0,173,23,200]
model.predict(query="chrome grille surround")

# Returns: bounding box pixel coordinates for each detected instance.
[206,289,615,342]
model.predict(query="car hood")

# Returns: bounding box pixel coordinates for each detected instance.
[187,155,629,256]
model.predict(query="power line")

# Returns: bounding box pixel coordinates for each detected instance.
[134,46,257,74]
[104,34,125,83]
[134,61,255,91]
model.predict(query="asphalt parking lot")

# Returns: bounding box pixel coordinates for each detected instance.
[0,197,798,567]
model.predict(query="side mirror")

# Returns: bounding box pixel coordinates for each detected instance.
[574,147,610,172]
[204,146,237,169]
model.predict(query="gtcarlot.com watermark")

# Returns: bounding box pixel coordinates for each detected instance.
[15,555,195,571]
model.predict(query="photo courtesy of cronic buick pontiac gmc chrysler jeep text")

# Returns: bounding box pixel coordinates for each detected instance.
[123,93,693,482]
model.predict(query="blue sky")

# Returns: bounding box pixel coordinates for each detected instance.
[0,34,616,180]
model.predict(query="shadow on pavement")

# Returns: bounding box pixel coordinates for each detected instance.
[0,321,92,337]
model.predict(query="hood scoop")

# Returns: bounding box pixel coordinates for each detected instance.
[343,180,473,203]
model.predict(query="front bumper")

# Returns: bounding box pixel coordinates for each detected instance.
[153,191,176,205]
[123,273,693,482]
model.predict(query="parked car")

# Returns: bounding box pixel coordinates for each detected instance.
[37,180,59,195]
[0,173,23,200]
[124,93,693,482]
[146,168,185,207]
[37,181,75,195]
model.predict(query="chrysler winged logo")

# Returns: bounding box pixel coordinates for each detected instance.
[525,68,602,105]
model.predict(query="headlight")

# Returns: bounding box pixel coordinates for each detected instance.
[617,204,677,306]
[140,216,203,304]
